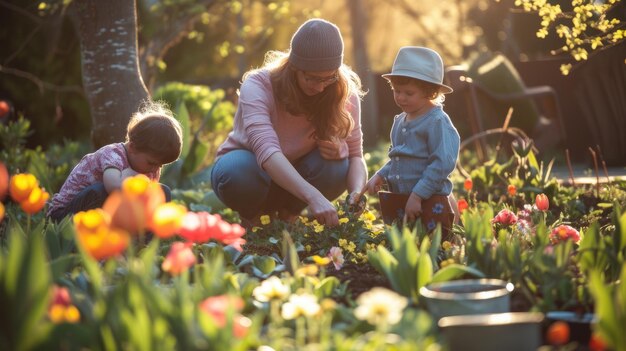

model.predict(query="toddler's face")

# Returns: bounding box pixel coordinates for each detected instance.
[391,82,430,117]
[130,150,162,174]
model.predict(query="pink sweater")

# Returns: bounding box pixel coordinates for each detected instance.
[215,69,363,167]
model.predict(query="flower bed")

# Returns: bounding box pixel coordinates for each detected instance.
[1,139,625,350]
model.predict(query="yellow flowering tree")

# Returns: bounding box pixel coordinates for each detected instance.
[514,0,624,74]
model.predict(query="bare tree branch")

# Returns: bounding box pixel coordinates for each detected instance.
[0,64,84,95]
[0,0,42,24]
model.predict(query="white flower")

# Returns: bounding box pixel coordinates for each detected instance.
[252,276,290,302]
[354,287,408,326]
[328,246,345,270]
[281,292,320,320]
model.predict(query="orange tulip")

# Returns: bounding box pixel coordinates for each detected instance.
[0,162,8,201]
[74,209,130,260]
[463,178,473,192]
[102,191,146,234]
[150,202,187,239]
[0,202,5,223]
[161,241,196,275]
[535,193,549,211]
[122,175,165,222]
[507,184,517,196]
[19,186,49,214]
[9,173,38,202]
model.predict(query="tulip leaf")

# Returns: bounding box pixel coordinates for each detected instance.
[315,276,340,298]
[431,264,485,283]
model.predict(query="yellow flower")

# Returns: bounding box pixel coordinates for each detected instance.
[305,244,311,252]
[314,223,324,233]
[338,217,349,224]
[299,216,309,224]
[442,241,452,251]
[260,215,271,225]
[337,209,345,216]
[359,210,376,222]
[48,304,80,324]
[312,255,331,266]
[295,264,318,277]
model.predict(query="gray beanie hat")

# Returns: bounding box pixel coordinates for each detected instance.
[288,18,344,72]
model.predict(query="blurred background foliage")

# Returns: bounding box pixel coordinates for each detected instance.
[0,0,623,171]
[0,0,575,148]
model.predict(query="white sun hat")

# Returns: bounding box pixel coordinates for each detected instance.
[382,46,453,94]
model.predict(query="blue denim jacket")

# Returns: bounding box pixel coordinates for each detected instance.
[375,105,460,199]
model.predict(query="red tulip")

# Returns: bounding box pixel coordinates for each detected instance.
[464,178,473,192]
[535,193,549,211]
[546,321,570,346]
[507,184,517,196]
[0,100,9,118]
[588,332,607,351]
[0,162,8,201]
[457,198,469,214]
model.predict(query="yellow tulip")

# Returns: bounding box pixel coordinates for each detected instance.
[9,173,38,202]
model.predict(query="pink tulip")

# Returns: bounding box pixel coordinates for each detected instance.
[162,242,196,275]
[492,209,518,227]
[199,295,250,338]
[180,212,246,251]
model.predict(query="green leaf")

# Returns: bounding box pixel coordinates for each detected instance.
[181,137,209,177]
[175,102,192,159]
[431,264,486,283]
[315,277,340,298]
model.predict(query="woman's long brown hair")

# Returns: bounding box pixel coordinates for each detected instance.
[244,51,364,141]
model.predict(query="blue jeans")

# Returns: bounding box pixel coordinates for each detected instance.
[211,149,349,220]
[48,182,172,222]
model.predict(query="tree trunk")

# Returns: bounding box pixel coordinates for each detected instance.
[348,0,379,145]
[68,0,149,148]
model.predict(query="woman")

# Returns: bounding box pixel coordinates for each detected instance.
[211,18,368,227]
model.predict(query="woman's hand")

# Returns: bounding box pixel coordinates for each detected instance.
[308,195,339,226]
[317,139,348,160]
[404,193,423,223]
